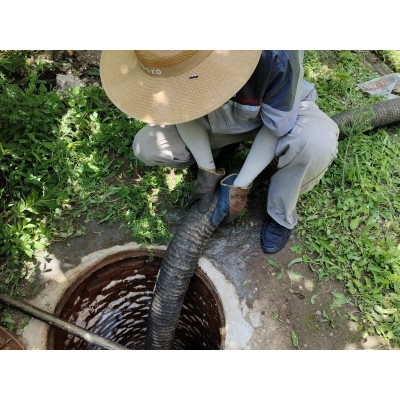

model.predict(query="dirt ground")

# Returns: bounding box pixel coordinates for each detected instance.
[40,205,377,350]
[8,50,397,350]
[203,205,369,350]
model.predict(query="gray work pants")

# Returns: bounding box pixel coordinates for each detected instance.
[132,101,339,229]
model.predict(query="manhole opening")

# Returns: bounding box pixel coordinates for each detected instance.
[48,250,225,350]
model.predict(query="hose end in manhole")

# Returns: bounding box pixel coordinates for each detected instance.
[47,248,226,350]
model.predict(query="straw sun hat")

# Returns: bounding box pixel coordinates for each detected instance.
[100,50,262,125]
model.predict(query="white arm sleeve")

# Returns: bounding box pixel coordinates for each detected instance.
[233,125,278,188]
[176,120,216,170]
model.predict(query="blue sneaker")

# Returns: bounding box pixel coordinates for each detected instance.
[260,215,293,254]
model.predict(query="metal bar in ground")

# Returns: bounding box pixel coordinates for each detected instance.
[0,293,128,350]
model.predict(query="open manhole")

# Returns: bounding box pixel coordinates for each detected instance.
[47,249,225,350]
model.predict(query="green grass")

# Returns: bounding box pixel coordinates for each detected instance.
[297,128,400,346]
[0,51,192,306]
[300,51,400,348]
[303,50,382,115]
[376,50,400,73]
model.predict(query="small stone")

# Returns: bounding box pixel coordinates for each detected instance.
[56,74,84,92]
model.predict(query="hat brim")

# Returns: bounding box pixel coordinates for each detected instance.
[100,50,262,125]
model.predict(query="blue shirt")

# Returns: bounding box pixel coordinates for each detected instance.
[199,50,316,136]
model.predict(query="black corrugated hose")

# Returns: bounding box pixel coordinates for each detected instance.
[331,97,400,138]
[145,97,400,350]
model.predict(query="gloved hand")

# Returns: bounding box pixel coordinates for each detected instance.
[211,174,252,228]
[188,167,225,213]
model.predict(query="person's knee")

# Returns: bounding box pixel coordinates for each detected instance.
[132,129,156,165]
[299,125,339,192]
[304,123,339,164]
[296,103,339,163]
[276,131,308,169]
[132,124,194,168]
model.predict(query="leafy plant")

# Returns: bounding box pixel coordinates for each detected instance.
[375,50,400,73]
[291,330,300,349]
[0,51,193,301]
[299,51,400,348]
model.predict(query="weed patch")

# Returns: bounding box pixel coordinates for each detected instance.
[300,51,400,348]
[0,51,192,303]
[298,128,400,347]
[375,51,400,73]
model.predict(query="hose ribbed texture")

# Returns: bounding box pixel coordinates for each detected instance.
[145,98,400,350]
[145,195,219,349]
[331,97,400,139]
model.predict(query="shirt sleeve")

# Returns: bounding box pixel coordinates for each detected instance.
[260,51,304,137]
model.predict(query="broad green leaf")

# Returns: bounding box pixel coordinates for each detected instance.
[349,313,359,322]
[33,241,46,250]
[291,330,300,349]
[22,246,33,258]
[43,142,55,151]
[350,217,361,230]
[290,245,303,255]
[387,274,399,282]
[2,315,15,325]
[287,270,303,282]
[311,293,319,305]
[374,305,384,314]
[381,307,397,315]
[287,257,303,268]
[330,291,349,309]
[267,259,278,267]
[316,238,334,252]
[26,206,41,215]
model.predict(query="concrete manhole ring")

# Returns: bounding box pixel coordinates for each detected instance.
[22,242,253,350]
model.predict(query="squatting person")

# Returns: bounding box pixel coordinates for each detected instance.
[100,50,339,253]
